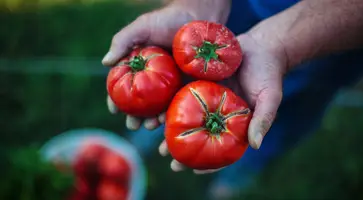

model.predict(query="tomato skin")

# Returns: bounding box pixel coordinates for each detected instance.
[98,149,131,185]
[172,20,242,81]
[67,192,89,200]
[97,179,128,200]
[73,143,107,177]
[107,46,182,117]
[165,80,252,170]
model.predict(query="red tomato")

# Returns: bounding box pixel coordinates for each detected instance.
[165,80,252,170]
[97,179,128,200]
[67,187,97,200]
[98,149,131,184]
[172,20,243,81]
[73,176,95,196]
[107,46,182,117]
[73,143,107,179]
[67,192,87,200]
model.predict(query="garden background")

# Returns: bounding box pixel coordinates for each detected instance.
[2,0,363,199]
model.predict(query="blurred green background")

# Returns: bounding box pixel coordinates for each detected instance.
[2,0,363,199]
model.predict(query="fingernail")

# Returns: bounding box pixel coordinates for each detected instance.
[253,133,263,149]
[126,115,141,130]
[106,95,118,114]
[144,118,159,130]
[171,160,185,172]
[158,113,166,124]
[102,51,114,65]
[193,167,224,175]
[158,141,169,157]
[249,118,269,149]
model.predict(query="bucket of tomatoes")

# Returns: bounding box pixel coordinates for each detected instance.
[40,128,147,200]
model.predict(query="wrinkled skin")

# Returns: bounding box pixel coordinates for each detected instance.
[165,81,251,170]
[173,21,242,81]
[107,46,181,117]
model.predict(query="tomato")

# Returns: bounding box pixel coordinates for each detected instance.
[165,80,252,170]
[73,143,106,182]
[73,176,95,196]
[97,179,128,200]
[172,20,243,81]
[98,149,131,184]
[107,46,182,117]
[67,192,88,200]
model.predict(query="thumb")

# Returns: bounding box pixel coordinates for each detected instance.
[248,87,282,149]
[102,14,151,66]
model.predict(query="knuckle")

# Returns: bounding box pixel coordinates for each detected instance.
[136,13,150,24]
[263,111,275,125]
[111,33,121,47]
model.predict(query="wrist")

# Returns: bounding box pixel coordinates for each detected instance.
[171,0,231,24]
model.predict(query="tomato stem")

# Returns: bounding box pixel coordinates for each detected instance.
[129,55,146,71]
[205,113,224,135]
[195,41,226,72]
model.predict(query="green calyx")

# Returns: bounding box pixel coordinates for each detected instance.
[195,41,220,62]
[195,41,226,72]
[129,55,146,72]
[205,113,225,135]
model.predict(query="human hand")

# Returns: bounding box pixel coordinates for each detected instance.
[159,27,287,174]
[103,0,231,131]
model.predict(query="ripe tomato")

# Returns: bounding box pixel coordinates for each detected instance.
[73,143,106,181]
[98,149,131,184]
[107,46,181,117]
[165,80,252,170]
[67,192,88,200]
[97,179,128,200]
[172,20,243,81]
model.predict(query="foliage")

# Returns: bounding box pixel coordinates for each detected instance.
[237,107,363,200]
[0,145,74,200]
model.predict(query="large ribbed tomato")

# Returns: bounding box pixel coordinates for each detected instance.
[165,80,252,170]
[172,20,243,81]
[107,46,181,117]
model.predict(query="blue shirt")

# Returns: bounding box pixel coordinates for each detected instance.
[248,0,300,19]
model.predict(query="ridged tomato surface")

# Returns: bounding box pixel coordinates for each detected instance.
[165,80,251,170]
[172,20,242,81]
[107,46,181,117]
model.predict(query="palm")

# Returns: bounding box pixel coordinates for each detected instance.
[234,34,285,148]
[238,34,285,104]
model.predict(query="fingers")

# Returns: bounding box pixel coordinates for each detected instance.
[106,95,118,114]
[143,118,160,130]
[160,140,223,174]
[126,115,142,131]
[170,160,187,172]
[158,112,166,124]
[193,167,224,175]
[171,159,223,174]
[248,87,282,149]
[158,139,169,156]
[143,112,166,130]
[102,14,151,66]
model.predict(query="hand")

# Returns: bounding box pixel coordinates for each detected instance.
[103,1,231,131]
[158,29,287,174]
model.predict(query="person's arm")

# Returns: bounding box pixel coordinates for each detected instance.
[248,0,363,69]
[169,0,231,23]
